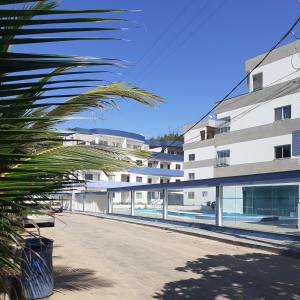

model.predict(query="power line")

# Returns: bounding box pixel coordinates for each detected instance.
[120,0,195,81]
[143,13,300,165]
[135,0,226,85]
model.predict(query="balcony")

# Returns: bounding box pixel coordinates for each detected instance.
[215,157,230,167]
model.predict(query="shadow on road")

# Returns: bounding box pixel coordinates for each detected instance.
[54,266,113,292]
[153,253,300,300]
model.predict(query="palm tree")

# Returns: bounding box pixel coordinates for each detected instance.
[0,0,162,288]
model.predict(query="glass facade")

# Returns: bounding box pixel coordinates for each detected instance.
[243,185,298,217]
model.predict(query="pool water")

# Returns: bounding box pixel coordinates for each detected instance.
[135,208,292,222]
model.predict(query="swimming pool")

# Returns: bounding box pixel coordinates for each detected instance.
[134,208,291,222]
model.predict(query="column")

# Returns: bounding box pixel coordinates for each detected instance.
[163,188,168,220]
[71,190,75,212]
[131,191,135,216]
[216,185,223,226]
[108,192,113,214]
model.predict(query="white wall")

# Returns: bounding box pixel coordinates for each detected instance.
[184,166,214,180]
[216,134,292,165]
[250,54,300,92]
[184,146,215,162]
[217,92,300,132]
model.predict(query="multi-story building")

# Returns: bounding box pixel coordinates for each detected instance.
[184,40,300,217]
[66,128,184,206]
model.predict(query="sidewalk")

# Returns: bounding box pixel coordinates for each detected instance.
[72,212,300,258]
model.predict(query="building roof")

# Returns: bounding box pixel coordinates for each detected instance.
[71,128,145,142]
[86,180,146,190]
[146,139,183,148]
[107,170,300,192]
[214,78,300,114]
[150,152,183,162]
[128,167,184,178]
[245,40,300,72]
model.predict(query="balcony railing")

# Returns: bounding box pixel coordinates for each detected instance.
[215,157,230,167]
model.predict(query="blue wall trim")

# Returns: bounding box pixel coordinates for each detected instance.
[292,130,300,156]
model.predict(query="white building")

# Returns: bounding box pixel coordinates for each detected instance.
[66,128,184,207]
[184,40,300,217]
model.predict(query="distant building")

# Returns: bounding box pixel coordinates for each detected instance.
[66,128,184,206]
[184,40,300,217]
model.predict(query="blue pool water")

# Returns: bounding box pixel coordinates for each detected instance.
[134,208,290,222]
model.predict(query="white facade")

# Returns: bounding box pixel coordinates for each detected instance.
[184,40,300,215]
[65,128,184,206]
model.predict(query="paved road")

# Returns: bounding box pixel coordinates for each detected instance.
[42,213,300,300]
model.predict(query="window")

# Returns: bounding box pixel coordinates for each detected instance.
[97,174,100,181]
[202,191,208,197]
[216,150,230,167]
[216,117,231,134]
[160,164,164,169]
[275,105,291,121]
[188,173,195,180]
[167,164,170,169]
[108,175,115,181]
[136,176,143,183]
[200,130,206,140]
[121,174,130,182]
[188,154,195,161]
[188,192,195,199]
[253,72,263,91]
[133,145,141,150]
[136,192,143,200]
[176,179,181,182]
[275,145,291,159]
[98,140,108,146]
[148,162,153,168]
[85,174,93,180]
[176,164,181,170]
[136,160,143,166]
[160,178,164,184]
[147,178,152,184]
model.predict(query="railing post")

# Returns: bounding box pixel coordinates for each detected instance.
[163,189,168,220]
[216,185,223,226]
[131,191,135,216]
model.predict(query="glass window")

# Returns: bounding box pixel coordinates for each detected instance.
[275,105,291,121]
[274,145,291,159]
[85,173,93,180]
[176,179,181,182]
[188,154,195,161]
[202,191,208,197]
[148,162,153,168]
[188,173,195,180]
[136,176,143,183]
[160,164,164,169]
[176,164,181,170]
[216,150,230,167]
[200,130,206,140]
[188,192,195,199]
[252,72,263,91]
[147,178,152,184]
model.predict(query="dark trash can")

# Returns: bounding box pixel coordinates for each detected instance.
[21,237,54,299]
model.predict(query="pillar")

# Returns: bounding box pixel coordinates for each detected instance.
[108,192,113,214]
[216,185,223,226]
[131,191,135,216]
[163,189,168,220]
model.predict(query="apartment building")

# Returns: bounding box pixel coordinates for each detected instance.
[66,128,184,205]
[184,40,300,217]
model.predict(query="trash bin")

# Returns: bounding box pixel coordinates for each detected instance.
[21,237,54,299]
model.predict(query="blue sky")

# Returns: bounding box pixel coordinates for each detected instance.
[14,0,300,138]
